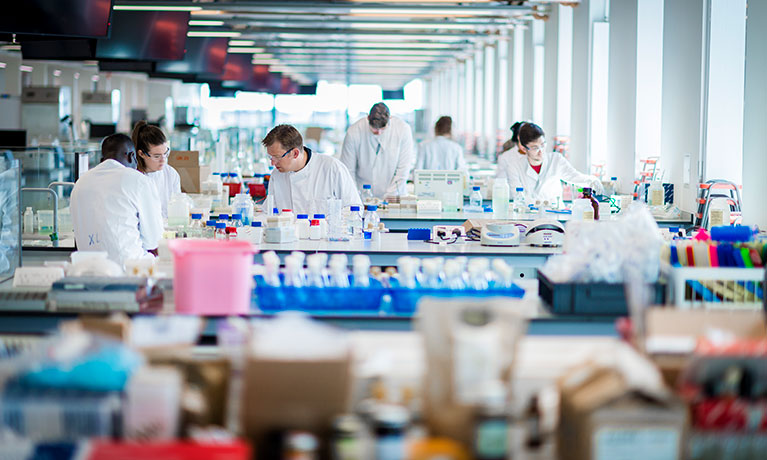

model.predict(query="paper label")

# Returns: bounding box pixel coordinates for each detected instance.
[709,209,724,227]
[593,427,679,460]
[583,210,595,221]
[651,189,664,206]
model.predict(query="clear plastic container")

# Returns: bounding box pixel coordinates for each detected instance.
[231,193,255,225]
[361,184,374,205]
[363,205,380,232]
[347,205,363,239]
[513,187,526,215]
[215,222,227,240]
[23,207,34,234]
[469,186,483,208]
[492,180,510,219]
[167,193,191,228]
[37,210,54,235]
[231,213,243,228]
[649,181,664,207]
[189,213,203,238]
[204,220,217,238]
[571,198,594,221]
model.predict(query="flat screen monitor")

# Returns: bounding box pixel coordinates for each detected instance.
[22,38,98,60]
[220,54,253,85]
[0,0,114,38]
[96,11,190,61]
[299,83,318,95]
[155,37,228,77]
[383,89,405,100]
[89,124,117,139]
[0,130,27,148]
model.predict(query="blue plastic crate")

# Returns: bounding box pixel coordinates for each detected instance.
[254,275,386,314]
[387,280,526,315]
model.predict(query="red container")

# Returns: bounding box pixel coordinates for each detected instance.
[248,183,266,198]
[224,182,242,197]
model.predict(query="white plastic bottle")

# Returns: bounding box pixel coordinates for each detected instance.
[23,207,34,234]
[313,214,327,238]
[363,205,380,232]
[492,180,510,219]
[309,219,322,240]
[469,186,483,209]
[571,198,594,221]
[296,214,310,239]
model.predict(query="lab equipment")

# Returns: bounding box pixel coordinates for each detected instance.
[347,205,363,239]
[363,205,380,231]
[480,222,521,247]
[168,239,255,315]
[231,213,243,228]
[416,199,442,215]
[513,187,526,216]
[296,214,310,239]
[524,219,566,247]
[413,170,464,210]
[309,219,322,240]
[407,228,432,241]
[37,209,54,235]
[231,193,255,225]
[327,198,349,242]
[707,197,731,228]
[23,207,34,234]
[215,222,227,240]
[581,187,600,220]
[204,220,216,238]
[167,193,190,228]
[492,179,510,219]
[361,184,374,205]
[570,198,594,221]
[648,181,664,207]
[188,213,203,238]
[313,214,327,238]
[265,226,298,244]
[469,186,483,209]
[352,255,371,287]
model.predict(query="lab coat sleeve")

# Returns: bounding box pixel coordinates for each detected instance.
[557,156,605,194]
[339,126,359,182]
[170,166,182,195]
[385,123,416,196]
[136,178,163,250]
[495,152,510,183]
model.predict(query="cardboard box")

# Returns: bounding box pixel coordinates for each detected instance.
[418,298,527,449]
[240,355,353,442]
[169,150,202,194]
[557,362,688,460]
[304,126,323,144]
[643,308,767,386]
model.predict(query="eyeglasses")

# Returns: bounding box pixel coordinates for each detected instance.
[269,148,293,163]
[524,142,546,154]
[144,147,170,161]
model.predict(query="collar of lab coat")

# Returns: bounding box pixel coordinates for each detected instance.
[99,158,128,170]
[291,146,313,178]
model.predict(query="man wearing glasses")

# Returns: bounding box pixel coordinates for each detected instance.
[263,124,361,214]
[71,133,163,266]
[339,102,415,199]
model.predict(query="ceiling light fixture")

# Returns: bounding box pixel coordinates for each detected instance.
[19,65,33,72]
[229,40,256,46]
[227,47,266,53]
[189,20,225,26]
[113,5,202,11]
[188,31,242,38]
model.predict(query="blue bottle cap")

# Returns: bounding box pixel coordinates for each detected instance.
[219,214,229,219]
[350,206,360,212]
[516,187,524,192]
[483,206,493,213]
[313,214,326,219]
[191,213,202,219]
[215,222,226,229]
[206,220,216,226]
[272,208,279,214]
[363,184,371,189]
[251,221,262,227]
[363,231,372,240]
[473,186,480,191]
[297,214,308,219]
[232,213,242,219]
[366,205,378,211]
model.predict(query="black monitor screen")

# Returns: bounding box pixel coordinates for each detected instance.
[221,54,253,84]
[22,38,98,60]
[0,0,113,38]
[155,37,228,76]
[383,89,405,100]
[299,83,318,95]
[96,11,190,61]
[0,130,27,148]
[89,124,117,139]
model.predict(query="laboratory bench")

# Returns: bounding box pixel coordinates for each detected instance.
[379,209,695,231]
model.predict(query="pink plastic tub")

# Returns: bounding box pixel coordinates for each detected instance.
[168,239,256,315]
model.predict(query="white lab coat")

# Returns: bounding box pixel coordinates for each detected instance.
[496,150,604,205]
[146,165,181,219]
[339,116,415,198]
[415,135,468,172]
[267,148,362,215]
[71,159,163,266]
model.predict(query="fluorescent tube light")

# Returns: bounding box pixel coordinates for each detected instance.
[113,5,202,11]
[188,31,242,37]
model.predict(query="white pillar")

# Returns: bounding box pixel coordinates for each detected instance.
[635,0,664,163]
[474,48,484,151]
[484,44,497,157]
[510,27,525,124]
[456,61,466,137]
[524,20,545,124]
[742,0,767,228]
[495,38,508,152]
[660,0,706,212]
[464,57,474,140]
[543,5,574,140]
[703,0,747,184]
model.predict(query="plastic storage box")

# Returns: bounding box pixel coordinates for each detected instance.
[387,282,525,315]
[169,239,256,315]
[254,275,385,314]
[537,270,664,316]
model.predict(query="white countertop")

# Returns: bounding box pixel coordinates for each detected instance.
[257,231,562,257]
